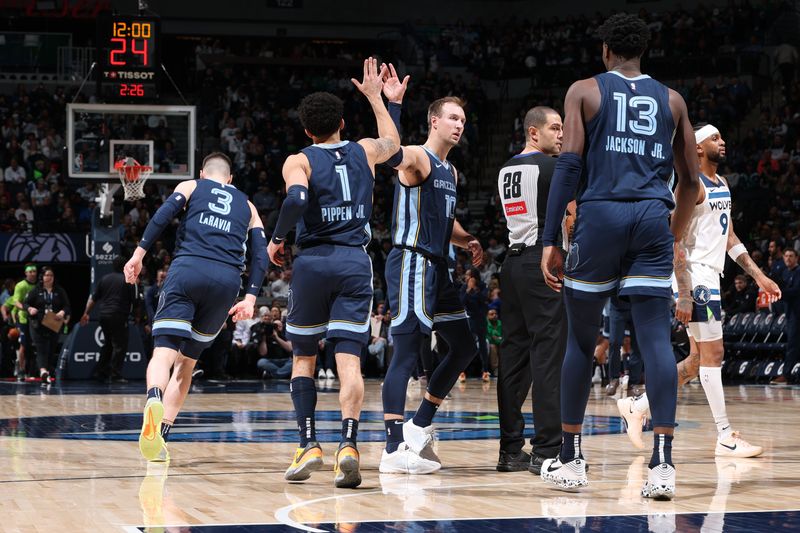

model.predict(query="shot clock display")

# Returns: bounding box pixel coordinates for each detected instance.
[98,15,160,101]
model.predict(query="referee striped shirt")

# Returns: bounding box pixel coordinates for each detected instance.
[497,151,564,249]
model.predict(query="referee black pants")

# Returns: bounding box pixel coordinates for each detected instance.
[497,245,566,458]
[95,315,129,378]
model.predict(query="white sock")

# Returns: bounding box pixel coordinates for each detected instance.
[699,366,732,439]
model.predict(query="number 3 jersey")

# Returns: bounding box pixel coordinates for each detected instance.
[174,179,252,269]
[581,71,675,208]
[391,146,457,260]
[684,174,731,273]
[297,141,373,248]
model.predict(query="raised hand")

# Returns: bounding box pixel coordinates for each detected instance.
[381,62,410,104]
[351,57,386,100]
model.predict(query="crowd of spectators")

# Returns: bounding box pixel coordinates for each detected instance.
[1,2,798,380]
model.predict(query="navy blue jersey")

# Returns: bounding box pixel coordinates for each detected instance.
[580,71,675,208]
[174,179,252,269]
[296,141,373,247]
[391,147,457,259]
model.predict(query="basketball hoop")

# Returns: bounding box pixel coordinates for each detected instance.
[115,159,152,201]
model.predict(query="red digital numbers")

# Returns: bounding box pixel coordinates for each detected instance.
[110,37,126,65]
[108,37,149,66]
[119,84,145,97]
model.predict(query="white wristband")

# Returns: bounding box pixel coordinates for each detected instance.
[728,243,747,261]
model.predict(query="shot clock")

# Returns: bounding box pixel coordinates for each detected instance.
[97,15,160,101]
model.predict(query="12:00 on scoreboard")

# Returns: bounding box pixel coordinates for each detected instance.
[97,15,160,101]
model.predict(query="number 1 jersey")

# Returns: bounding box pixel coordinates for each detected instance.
[581,71,675,208]
[296,141,373,248]
[174,179,252,269]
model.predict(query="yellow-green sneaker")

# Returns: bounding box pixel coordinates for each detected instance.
[149,442,170,463]
[334,442,361,489]
[139,397,165,461]
[284,441,323,482]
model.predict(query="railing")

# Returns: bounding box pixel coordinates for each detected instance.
[58,46,95,82]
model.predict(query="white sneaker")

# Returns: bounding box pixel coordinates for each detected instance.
[591,366,602,384]
[403,419,440,464]
[641,463,676,500]
[540,456,588,491]
[619,375,629,397]
[325,368,335,379]
[317,368,325,379]
[379,442,441,474]
[617,396,648,450]
[715,431,763,458]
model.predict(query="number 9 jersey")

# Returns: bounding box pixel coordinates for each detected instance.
[683,173,731,274]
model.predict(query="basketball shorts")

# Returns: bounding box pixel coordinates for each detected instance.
[152,257,242,359]
[672,262,722,342]
[564,199,674,300]
[15,321,31,347]
[285,244,373,351]
[386,247,467,335]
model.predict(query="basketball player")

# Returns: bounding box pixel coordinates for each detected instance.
[539,13,702,499]
[124,152,268,462]
[618,125,782,456]
[6,264,37,380]
[378,90,484,475]
[266,57,400,489]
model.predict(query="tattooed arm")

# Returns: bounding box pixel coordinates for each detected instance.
[673,236,693,325]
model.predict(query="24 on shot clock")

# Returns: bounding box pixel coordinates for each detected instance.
[97,15,161,101]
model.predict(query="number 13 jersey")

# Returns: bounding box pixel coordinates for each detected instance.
[581,71,675,208]
[174,179,252,269]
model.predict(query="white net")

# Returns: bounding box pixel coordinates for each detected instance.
[116,161,152,201]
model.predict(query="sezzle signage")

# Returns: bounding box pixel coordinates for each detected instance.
[58,322,147,379]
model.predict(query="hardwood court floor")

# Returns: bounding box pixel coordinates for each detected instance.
[0,378,798,532]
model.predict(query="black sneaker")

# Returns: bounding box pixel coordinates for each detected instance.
[528,454,549,475]
[496,450,532,472]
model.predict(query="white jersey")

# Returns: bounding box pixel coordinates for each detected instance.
[684,173,731,273]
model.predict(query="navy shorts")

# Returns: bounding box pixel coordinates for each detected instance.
[564,200,674,300]
[285,244,373,349]
[386,247,467,335]
[152,257,242,359]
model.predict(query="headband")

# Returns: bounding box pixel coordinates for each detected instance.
[695,124,719,145]
[24,265,37,273]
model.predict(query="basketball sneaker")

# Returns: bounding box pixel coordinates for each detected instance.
[150,442,170,463]
[379,442,441,474]
[284,441,323,481]
[540,456,588,490]
[403,419,440,464]
[715,431,763,458]
[617,395,648,450]
[641,463,675,500]
[333,442,361,489]
[139,397,165,461]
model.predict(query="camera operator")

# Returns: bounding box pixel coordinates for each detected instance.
[254,309,293,379]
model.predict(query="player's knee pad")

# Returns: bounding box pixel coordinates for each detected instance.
[291,336,319,357]
[382,331,421,415]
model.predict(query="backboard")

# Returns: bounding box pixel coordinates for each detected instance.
[67,103,195,182]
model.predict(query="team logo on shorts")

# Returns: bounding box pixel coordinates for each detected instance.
[566,242,580,272]
[287,289,294,315]
[692,285,711,305]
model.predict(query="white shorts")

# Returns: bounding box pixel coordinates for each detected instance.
[672,263,723,342]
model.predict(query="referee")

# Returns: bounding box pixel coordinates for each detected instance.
[496,106,571,474]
